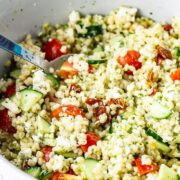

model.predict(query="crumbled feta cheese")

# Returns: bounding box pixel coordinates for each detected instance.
[69,11,80,23]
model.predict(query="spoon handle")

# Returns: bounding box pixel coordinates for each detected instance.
[0,34,45,69]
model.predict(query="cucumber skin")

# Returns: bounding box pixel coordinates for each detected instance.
[87,59,107,64]
[45,73,59,89]
[24,167,41,178]
[146,128,169,146]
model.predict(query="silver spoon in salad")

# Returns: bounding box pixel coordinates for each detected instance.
[0,34,72,73]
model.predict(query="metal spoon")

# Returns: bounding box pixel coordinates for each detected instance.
[0,34,71,72]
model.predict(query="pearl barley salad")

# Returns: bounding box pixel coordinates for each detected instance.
[0,6,180,180]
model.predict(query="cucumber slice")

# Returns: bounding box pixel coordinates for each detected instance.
[45,73,59,89]
[146,128,167,144]
[158,164,178,180]
[153,140,170,153]
[149,102,172,119]
[39,170,52,180]
[19,89,43,112]
[80,158,99,180]
[37,116,50,134]
[109,121,113,134]
[87,59,107,64]
[174,135,180,143]
[43,138,56,147]
[24,166,41,178]
[56,152,78,159]
[10,69,21,79]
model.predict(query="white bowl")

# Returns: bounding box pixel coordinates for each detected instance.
[0,0,180,179]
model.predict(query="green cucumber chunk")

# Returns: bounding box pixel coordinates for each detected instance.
[37,116,50,134]
[10,69,21,79]
[174,47,180,57]
[153,140,170,153]
[19,89,43,112]
[45,73,59,89]
[24,166,41,178]
[149,102,171,119]
[43,138,56,147]
[81,158,99,180]
[158,164,178,180]
[39,170,52,180]
[56,152,78,159]
[87,59,107,64]
[174,135,180,143]
[109,121,113,134]
[146,128,169,145]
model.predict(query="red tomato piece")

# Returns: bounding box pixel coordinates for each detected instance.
[88,65,94,73]
[42,38,67,61]
[57,61,78,79]
[0,109,16,133]
[163,24,172,31]
[51,105,85,118]
[51,172,79,180]
[170,68,180,81]
[85,98,103,106]
[134,158,159,176]
[80,132,99,153]
[117,50,142,70]
[41,146,52,162]
[4,83,16,98]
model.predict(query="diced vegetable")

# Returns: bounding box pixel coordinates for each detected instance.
[39,170,52,180]
[56,152,78,159]
[158,164,178,180]
[153,140,170,153]
[37,116,50,134]
[41,146,52,162]
[42,38,67,61]
[10,69,21,79]
[24,166,41,178]
[134,158,159,176]
[174,47,180,57]
[43,138,56,147]
[80,158,99,180]
[109,120,113,134]
[57,61,78,79]
[51,172,81,180]
[18,89,43,112]
[0,109,16,133]
[146,128,169,147]
[51,105,85,118]
[3,83,16,98]
[80,132,99,153]
[117,50,142,73]
[87,59,107,64]
[163,24,173,31]
[174,135,180,143]
[170,68,180,81]
[78,25,103,38]
[149,102,171,119]
[45,73,59,89]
